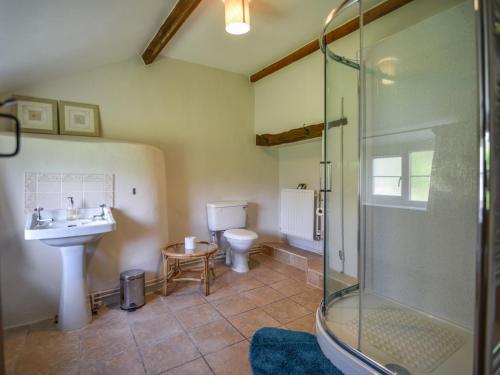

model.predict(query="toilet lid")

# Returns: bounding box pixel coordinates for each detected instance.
[224,229,258,241]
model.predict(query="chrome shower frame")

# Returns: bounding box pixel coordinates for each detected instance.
[319,0,495,374]
[475,0,499,373]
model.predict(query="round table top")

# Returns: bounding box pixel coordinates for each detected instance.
[162,241,218,258]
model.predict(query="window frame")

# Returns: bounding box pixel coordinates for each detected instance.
[366,148,433,210]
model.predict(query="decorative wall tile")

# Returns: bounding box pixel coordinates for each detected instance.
[25,192,36,212]
[83,191,105,208]
[104,191,114,207]
[62,174,83,193]
[24,173,37,192]
[37,193,61,210]
[104,174,114,192]
[24,172,114,213]
[37,173,61,193]
[84,174,105,192]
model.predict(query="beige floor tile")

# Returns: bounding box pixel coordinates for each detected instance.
[275,265,308,283]
[167,280,204,296]
[251,255,292,274]
[5,326,28,351]
[25,320,80,354]
[15,345,80,375]
[4,326,28,374]
[227,308,280,339]
[165,358,212,375]
[163,292,206,311]
[175,303,222,331]
[290,290,323,312]
[81,324,137,365]
[90,304,128,327]
[269,278,310,297]
[212,295,257,317]
[284,313,316,334]
[221,274,264,293]
[4,255,322,375]
[189,319,244,355]
[81,348,145,375]
[248,268,289,285]
[241,286,286,307]
[262,299,311,325]
[140,332,200,374]
[81,320,134,353]
[204,282,239,303]
[126,296,170,324]
[205,341,252,375]
[131,312,183,346]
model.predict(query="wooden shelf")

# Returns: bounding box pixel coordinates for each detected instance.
[255,118,347,147]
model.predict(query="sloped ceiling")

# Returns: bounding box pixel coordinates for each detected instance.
[161,0,336,75]
[0,0,339,92]
[0,0,176,92]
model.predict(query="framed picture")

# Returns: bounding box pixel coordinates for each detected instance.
[59,101,100,137]
[12,95,58,134]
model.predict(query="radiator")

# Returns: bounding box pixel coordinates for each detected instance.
[280,189,316,241]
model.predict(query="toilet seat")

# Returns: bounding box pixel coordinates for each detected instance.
[224,229,258,241]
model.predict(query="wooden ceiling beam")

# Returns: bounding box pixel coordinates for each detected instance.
[142,0,202,65]
[256,123,324,146]
[250,0,413,83]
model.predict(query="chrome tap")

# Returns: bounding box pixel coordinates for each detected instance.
[34,207,54,226]
[93,204,106,221]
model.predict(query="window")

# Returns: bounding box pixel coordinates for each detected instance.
[368,150,434,209]
[410,151,433,202]
[372,157,402,196]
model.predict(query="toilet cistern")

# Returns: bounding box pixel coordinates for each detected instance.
[206,201,258,273]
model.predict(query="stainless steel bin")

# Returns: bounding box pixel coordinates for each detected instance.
[120,269,145,310]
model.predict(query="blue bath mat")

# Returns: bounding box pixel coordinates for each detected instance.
[249,327,344,375]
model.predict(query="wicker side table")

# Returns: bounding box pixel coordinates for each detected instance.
[161,241,218,296]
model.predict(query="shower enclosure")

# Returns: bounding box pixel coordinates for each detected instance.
[316,0,500,373]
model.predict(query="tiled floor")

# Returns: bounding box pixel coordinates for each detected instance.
[4,253,322,375]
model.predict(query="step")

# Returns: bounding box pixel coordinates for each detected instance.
[261,242,357,292]
[261,242,323,289]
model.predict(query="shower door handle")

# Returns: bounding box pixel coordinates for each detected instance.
[320,161,332,192]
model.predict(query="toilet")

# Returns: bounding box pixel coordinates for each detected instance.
[206,201,258,273]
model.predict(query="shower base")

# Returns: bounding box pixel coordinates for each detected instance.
[323,292,473,375]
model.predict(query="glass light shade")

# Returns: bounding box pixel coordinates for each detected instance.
[225,0,250,35]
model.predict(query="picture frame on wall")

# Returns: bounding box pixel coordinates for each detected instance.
[11,95,58,135]
[59,101,100,137]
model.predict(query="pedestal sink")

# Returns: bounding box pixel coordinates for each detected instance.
[24,207,116,330]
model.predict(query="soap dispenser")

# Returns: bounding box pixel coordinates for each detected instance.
[66,196,78,220]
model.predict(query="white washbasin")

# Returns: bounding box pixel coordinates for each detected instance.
[24,207,116,330]
[25,207,115,243]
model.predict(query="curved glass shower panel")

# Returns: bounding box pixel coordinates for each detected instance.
[322,0,361,352]
[322,0,478,374]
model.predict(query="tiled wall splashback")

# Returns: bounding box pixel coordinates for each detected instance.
[25,173,114,213]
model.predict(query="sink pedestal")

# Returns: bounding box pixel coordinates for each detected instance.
[58,245,91,330]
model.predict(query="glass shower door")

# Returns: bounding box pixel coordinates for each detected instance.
[322,0,479,374]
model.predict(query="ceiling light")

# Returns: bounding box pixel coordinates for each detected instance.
[225,0,250,35]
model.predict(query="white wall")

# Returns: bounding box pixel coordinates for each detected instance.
[10,56,280,244]
[0,134,167,327]
[2,56,281,327]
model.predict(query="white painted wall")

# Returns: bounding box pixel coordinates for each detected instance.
[0,134,167,327]
[10,56,280,244]
[2,56,280,327]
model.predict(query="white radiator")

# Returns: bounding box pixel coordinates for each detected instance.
[280,189,316,241]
